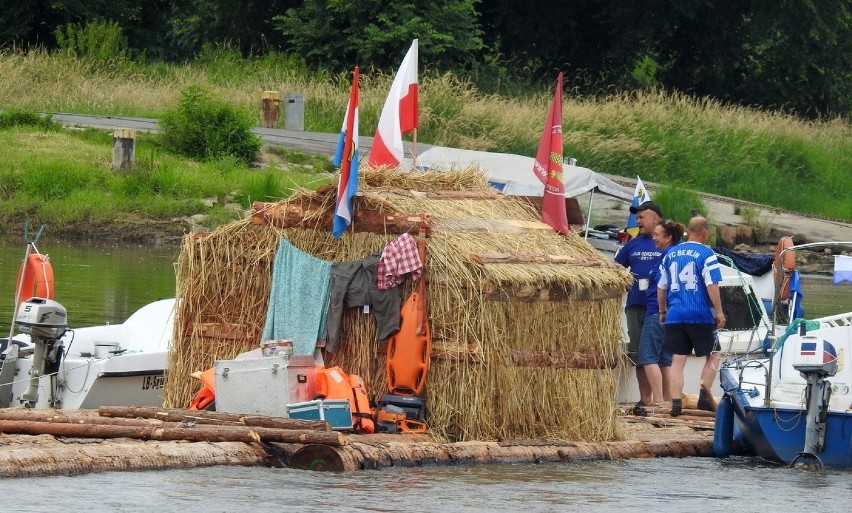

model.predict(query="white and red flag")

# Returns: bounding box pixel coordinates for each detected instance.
[367,39,418,169]
[532,72,570,235]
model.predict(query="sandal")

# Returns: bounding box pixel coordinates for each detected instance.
[632,401,647,417]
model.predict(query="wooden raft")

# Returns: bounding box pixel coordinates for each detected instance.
[0,408,721,476]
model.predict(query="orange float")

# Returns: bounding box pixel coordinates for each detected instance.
[773,236,796,301]
[15,252,54,308]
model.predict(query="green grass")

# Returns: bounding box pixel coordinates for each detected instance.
[0,127,330,230]
[0,50,849,223]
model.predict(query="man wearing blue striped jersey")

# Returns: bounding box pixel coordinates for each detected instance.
[657,217,726,416]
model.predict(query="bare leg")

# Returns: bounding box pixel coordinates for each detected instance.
[637,366,651,404]
[699,352,720,390]
[660,365,672,401]
[643,364,663,404]
[668,354,687,401]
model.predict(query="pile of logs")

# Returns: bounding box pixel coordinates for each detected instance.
[0,406,721,477]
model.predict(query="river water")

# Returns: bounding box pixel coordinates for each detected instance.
[1,239,850,505]
[2,456,849,512]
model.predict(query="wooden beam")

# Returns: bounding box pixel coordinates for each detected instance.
[480,282,625,302]
[365,188,504,199]
[471,252,622,269]
[430,339,482,362]
[251,200,425,235]
[198,322,255,342]
[510,349,616,369]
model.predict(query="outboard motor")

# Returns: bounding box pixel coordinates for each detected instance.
[15,297,67,408]
[790,328,838,468]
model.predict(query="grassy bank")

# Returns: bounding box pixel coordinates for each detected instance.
[0,125,332,238]
[0,49,850,224]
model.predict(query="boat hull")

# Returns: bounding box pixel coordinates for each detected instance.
[721,367,852,468]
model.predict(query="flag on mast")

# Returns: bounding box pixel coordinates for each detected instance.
[532,72,570,235]
[333,66,360,238]
[367,39,418,169]
[625,176,651,237]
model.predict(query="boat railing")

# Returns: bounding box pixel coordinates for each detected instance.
[735,358,771,402]
[767,241,852,404]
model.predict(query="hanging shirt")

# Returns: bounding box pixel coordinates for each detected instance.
[377,233,422,290]
[326,253,401,353]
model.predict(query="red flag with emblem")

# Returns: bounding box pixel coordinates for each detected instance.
[531,72,570,235]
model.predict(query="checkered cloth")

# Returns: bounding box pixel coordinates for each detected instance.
[377,233,422,290]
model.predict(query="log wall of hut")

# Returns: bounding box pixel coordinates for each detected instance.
[164,169,632,443]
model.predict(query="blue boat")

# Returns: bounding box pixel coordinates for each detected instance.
[716,241,852,469]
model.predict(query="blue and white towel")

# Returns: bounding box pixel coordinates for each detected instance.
[262,238,332,355]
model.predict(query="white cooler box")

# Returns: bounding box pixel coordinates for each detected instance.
[214,355,316,416]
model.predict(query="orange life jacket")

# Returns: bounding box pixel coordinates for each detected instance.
[187,367,216,411]
[315,365,375,434]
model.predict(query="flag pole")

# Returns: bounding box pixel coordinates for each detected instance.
[412,128,418,169]
[584,190,594,240]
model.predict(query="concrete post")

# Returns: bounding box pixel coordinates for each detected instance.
[112,129,136,171]
[284,93,305,131]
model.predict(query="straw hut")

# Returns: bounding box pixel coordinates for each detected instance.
[164,168,633,443]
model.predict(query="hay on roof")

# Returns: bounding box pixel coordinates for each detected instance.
[165,168,632,443]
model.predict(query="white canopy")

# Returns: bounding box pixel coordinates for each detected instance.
[411,146,633,201]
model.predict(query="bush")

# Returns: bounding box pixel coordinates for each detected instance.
[652,185,707,226]
[0,109,60,130]
[159,86,261,165]
[55,20,128,63]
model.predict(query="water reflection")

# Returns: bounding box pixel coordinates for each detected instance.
[0,237,177,330]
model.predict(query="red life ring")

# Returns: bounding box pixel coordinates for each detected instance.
[15,253,55,307]
[773,236,796,301]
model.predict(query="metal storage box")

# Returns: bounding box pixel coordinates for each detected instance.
[214,355,316,416]
[287,399,352,430]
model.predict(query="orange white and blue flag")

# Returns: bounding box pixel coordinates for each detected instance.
[333,66,360,238]
[625,176,651,237]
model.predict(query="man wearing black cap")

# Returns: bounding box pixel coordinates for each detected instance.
[615,200,664,415]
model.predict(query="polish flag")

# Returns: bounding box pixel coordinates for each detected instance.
[367,39,418,169]
[532,72,570,235]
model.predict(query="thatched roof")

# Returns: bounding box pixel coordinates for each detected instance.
[167,167,632,443]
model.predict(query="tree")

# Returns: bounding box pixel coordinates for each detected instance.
[274,0,484,70]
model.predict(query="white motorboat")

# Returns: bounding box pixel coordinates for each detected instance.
[0,297,174,410]
[715,241,852,468]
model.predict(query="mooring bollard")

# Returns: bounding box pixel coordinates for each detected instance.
[112,129,135,171]
[261,91,281,128]
[284,93,305,131]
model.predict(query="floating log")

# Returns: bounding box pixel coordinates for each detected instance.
[510,349,616,369]
[0,436,268,478]
[251,199,424,235]
[0,420,346,446]
[471,252,621,269]
[282,435,715,472]
[97,406,330,431]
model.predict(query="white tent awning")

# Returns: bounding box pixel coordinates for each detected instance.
[412,146,633,201]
